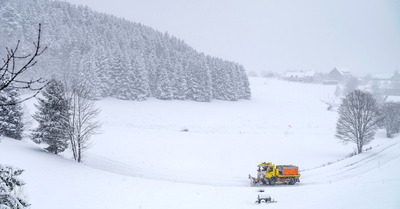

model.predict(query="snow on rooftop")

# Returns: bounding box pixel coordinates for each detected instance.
[335,67,351,75]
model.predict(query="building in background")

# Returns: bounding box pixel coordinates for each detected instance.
[322,67,352,85]
[282,71,316,83]
[368,71,400,96]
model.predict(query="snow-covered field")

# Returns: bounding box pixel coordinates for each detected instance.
[1,77,399,209]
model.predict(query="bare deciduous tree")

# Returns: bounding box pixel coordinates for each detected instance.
[381,102,400,138]
[336,90,381,154]
[65,82,101,163]
[0,24,47,106]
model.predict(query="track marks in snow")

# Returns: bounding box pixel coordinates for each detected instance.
[301,139,400,185]
[84,154,248,187]
[83,139,400,188]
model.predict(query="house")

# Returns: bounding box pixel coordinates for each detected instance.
[282,71,316,83]
[324,67,352,84]
[386,72,400,96]
[303,71,317,83]
[391,71,400,89]
[368,72,400,96]
[282,71,305,82]
[368,79,391,95]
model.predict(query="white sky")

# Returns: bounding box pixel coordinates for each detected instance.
[65,0,400,76]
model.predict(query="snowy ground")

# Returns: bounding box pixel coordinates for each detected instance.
[1,77,399,209]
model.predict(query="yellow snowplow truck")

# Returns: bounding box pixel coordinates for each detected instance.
[249,162,300,186]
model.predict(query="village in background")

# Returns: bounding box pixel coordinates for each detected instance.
[249,68,400,102]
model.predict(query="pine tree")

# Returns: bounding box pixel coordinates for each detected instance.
[173,62,188,100]
[94,51,112,97]
[237,65,251,99]
[155,56,173,100]
[113,54,138,100]
[130,54,150,101]
[155,66,173,100]
[223,62,239,101]
[185,54,212,102]
[109,55,126,97]
[209,57,226,100]
[0,3,23,43]
[77,53,102,100]
[31,79,70,154]
[0,86,24,140]
[0,165,30,208]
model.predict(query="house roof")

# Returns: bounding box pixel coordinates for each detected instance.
[331,67,351,76]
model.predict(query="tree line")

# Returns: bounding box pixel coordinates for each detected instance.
[0,0,251,102]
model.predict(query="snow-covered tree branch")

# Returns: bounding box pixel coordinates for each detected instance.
[0,165,29,208]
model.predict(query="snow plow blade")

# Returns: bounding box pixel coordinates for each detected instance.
[249,174,260,186]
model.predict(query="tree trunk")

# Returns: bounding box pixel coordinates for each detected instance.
[357,141,362,154]
[386,131,392,138]
[78,135,82,163]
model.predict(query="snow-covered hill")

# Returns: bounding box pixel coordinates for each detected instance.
[1,78,399,208]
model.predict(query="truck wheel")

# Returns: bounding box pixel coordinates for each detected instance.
[269,178,276,186]
[289,178,296,185]
[262,179,267,185]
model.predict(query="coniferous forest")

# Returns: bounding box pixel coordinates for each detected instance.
[0,0,251,102]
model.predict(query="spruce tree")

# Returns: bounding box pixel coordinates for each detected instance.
[0,165,30,208]
[0,86,24,140]
[173,62,188,100]
[130,55,150,101]
[32,79,70,154]
[155,63,173,100]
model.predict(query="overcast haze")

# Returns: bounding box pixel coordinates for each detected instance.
[65,0,400,76]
